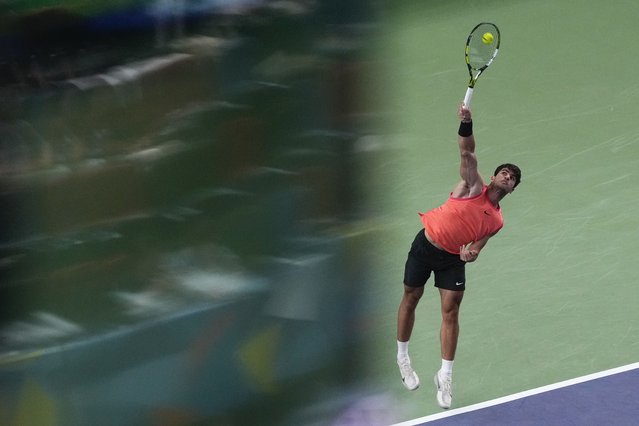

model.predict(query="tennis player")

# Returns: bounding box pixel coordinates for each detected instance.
[396,103,521,409]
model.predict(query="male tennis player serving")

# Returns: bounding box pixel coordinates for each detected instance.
[396,104,521,409]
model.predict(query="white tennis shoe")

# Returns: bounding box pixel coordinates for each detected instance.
[397,356,420,390]
[434,370,453,409]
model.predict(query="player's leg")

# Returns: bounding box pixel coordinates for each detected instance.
[439,288,464,361]
[396,229,431,391]
[434,288,464,408]
[396,285,424,390]
[397,284,424,342]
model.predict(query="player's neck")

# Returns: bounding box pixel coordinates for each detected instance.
[486,184,507,206]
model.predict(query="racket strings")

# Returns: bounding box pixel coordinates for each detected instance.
[466,24,499,70]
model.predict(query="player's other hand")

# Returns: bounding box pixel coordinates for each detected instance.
[459,245,478,262]
[458,104,472,123]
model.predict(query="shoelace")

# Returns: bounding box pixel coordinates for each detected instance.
[398,358,414,377]
[439,374,452,395]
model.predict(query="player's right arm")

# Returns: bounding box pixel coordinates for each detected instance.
[452,104,484,198]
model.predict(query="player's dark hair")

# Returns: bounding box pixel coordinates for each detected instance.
[494,163,521,188]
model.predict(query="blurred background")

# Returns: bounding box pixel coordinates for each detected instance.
[0,1,388,425]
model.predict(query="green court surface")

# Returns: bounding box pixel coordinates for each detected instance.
[362,0,639,422]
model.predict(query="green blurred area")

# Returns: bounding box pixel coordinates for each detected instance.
[0,2,383,425]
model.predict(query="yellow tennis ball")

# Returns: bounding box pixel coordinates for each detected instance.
[482,32,494,44]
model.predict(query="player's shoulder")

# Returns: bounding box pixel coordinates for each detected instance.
[451,180,484,198]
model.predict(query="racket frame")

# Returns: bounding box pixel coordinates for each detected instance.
[463,22,500,107]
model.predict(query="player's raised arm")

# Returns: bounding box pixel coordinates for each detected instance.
[452,104,484,198]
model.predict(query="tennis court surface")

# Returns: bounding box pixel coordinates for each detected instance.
[391,363,639,425]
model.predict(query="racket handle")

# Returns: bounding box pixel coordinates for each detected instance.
[463,87,473,108]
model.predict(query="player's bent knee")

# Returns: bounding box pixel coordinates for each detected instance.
[402,285,424,308]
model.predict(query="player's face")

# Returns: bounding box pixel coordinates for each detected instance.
[492,168,517,192]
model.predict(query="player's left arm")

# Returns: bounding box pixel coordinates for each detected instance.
[459,232,497,262]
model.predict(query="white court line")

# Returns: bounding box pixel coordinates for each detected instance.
[391,362,639,426]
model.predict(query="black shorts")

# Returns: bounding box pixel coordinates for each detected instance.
[403,229,466,291]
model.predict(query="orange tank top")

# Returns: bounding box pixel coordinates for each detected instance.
[419,186,503,254]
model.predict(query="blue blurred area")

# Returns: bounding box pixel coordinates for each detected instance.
[0,1,381,424]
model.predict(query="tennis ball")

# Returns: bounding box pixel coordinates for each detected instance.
[482,32,494,44]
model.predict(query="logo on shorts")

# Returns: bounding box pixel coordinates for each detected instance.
[455,281,464,286]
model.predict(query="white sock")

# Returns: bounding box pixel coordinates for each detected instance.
[441,359,454,376]
[397,340,409,359]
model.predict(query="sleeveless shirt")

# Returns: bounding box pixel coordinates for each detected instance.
[419,185,503,254]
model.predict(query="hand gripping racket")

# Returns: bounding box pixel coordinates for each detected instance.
[463,22,500,108]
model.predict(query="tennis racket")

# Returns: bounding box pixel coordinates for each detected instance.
[463,22,500,108]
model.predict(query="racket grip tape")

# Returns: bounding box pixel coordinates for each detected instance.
[463,87,473,108]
